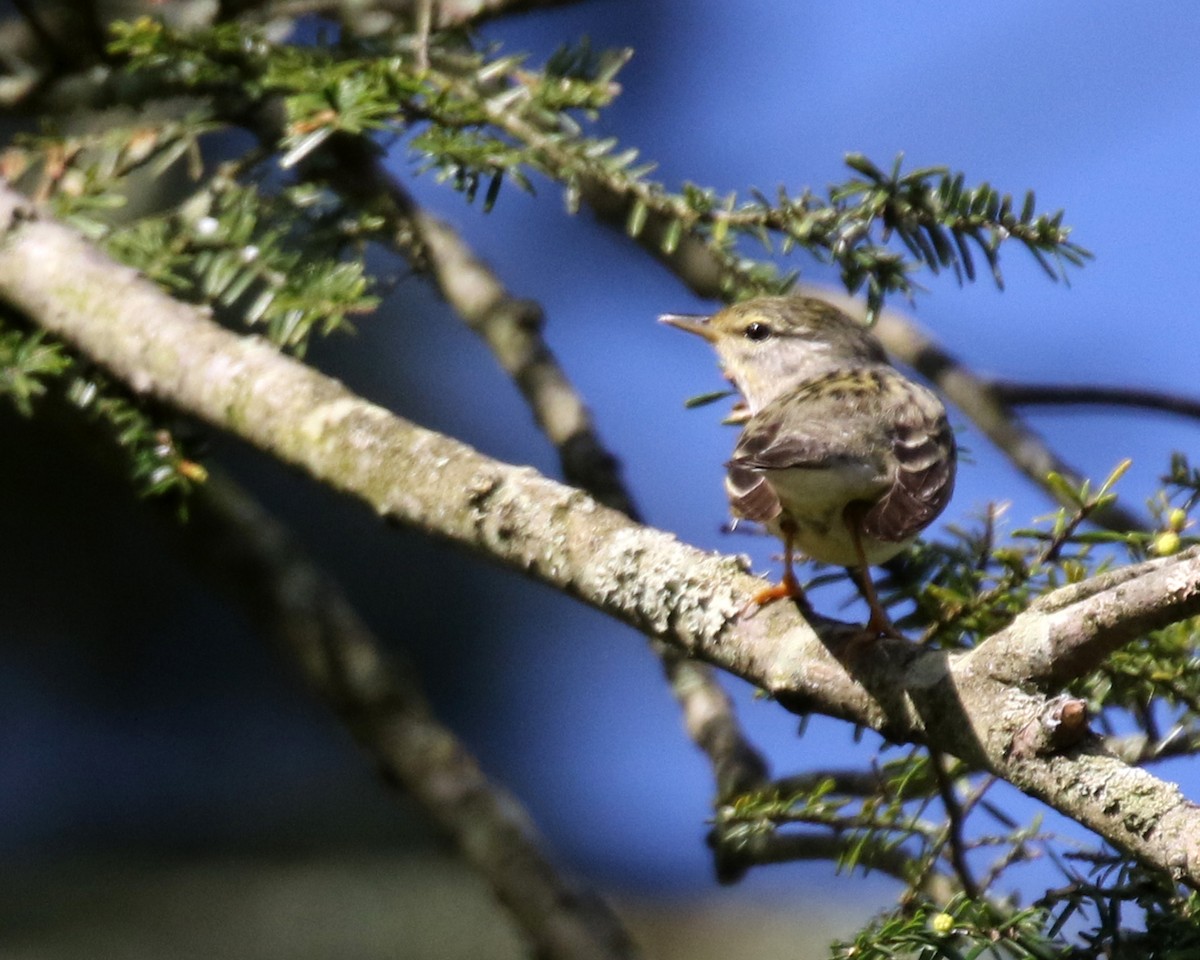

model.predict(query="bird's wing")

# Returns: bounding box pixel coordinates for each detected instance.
[725,379,877,525]
[726,373,955,542]
[860,394,956,543]
[724,462,784,525]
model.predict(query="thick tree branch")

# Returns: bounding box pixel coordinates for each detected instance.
[183,472,639,960]
[5,184,1200,886]
[970,546,1200,686]
[399,203,770,801]
[300,125,771,804]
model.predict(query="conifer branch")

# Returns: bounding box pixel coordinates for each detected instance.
[971,545,1200,687]
[5,184,1200,891]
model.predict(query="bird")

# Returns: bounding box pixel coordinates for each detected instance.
[661,295,956,636]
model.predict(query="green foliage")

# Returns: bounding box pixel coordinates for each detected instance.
[3,118,214,237]
[713,750,943,882]
[839,154,1091,293]
[67,374,207,509]
[105,177,379,354]
[104,19,1089,316]
[893,460,1157,647]
[0,314,203,507]
[883,458,1200,726]
[832,898,1061,960]
[0,322,71,415]
[5,127,377,356]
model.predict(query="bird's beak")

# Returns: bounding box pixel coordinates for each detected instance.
[659,312,717,342]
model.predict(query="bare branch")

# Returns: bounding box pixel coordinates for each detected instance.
[662,654,769,800]
[994,381,1200,423]
[771,769,894,799]
[929,752,980,899]
[718,829,917,883]
[411,208,639,516]
[5,185,1200,886]
[183,472,640,960]
[800,287,1147,533]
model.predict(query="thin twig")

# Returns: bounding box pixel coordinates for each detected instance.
[719,829,917,880]
[977,830,1040,894]
[771,769,890,798]
[929,753,980,899]
[1107,721,1200,766]
[995,382,1200,423]
[414,0,433,71]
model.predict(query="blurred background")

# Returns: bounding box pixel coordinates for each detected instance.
[4,1,1200,956]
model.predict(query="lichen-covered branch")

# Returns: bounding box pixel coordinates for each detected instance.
[5,183,1200,886]
[970,545,1200,686]
[409,206,772,799]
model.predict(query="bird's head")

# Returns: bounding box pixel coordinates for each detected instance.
[660,296,887,413]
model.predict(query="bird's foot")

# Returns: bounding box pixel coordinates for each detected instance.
[856,605,904,642]
[739,572,812,620]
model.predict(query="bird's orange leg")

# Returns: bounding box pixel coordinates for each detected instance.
[743,522,812,617]
[844,503,900,639]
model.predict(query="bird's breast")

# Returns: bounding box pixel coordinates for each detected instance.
[759,461,904,567]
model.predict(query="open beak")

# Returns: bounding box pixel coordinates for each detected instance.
[658,312,717,342]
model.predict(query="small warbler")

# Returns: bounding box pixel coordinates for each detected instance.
[662,295,956,636]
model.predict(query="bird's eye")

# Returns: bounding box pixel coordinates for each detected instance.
[744,322,772,342]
